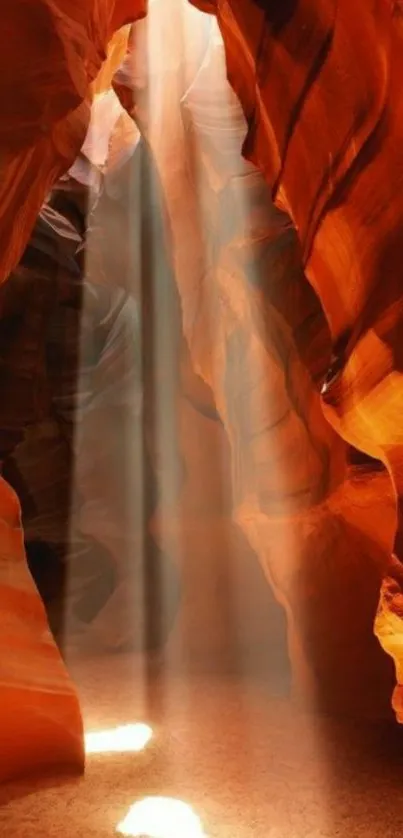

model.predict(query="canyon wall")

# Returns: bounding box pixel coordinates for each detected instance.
[2,0,403,790]
[0,0,146,784]
[112,1,397,718]
[188,0,403,718]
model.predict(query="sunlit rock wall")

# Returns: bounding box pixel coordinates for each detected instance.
[113,1,397,717]
[189,0,403,719]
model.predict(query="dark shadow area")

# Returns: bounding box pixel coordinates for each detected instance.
[0,140,183,659]
[0,771,82,808]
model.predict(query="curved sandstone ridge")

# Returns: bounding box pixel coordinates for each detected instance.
[189,0,403,717]
[0,0,146,784]
[0,0,146,285]
[0,476,84,783]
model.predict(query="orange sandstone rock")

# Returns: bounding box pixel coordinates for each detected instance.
[113,6,396,717]
[190,0,403,718]
[0,1,147,285]
[0,476,84,783]
[0,0,146,784]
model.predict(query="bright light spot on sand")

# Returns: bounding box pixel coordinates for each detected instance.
[117,796,206,837]
[85,723,153,754]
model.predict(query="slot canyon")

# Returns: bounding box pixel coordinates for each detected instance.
[2,1,403,836]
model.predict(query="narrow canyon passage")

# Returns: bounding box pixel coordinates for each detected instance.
[2,2,403,836]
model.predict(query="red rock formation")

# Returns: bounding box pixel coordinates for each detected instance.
[112,4,397,717]
[0,1,146,285]
[1,2,403,781]
[0,476,84,783]
[0,0,146,784]
[188,0,403,718]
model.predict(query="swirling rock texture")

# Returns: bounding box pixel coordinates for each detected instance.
[0,1,146,285]
[112,1,398,718]
[187,0,403,719]
[0,0,146,784]
[2,0,403,792]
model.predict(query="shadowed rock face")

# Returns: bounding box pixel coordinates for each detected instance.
[0,144,185,657]
[0,2,146,286]
[0,0,148,785]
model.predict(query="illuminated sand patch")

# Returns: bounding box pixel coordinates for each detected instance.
[85,723,153,754]
[117,796,206,837]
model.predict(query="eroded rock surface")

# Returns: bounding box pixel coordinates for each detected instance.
[0,2,146,285]
[189,0,403,717]
[112,5,396,717]
[0,0,146,784]
[0,476,84,783]
[1,2,403,778]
